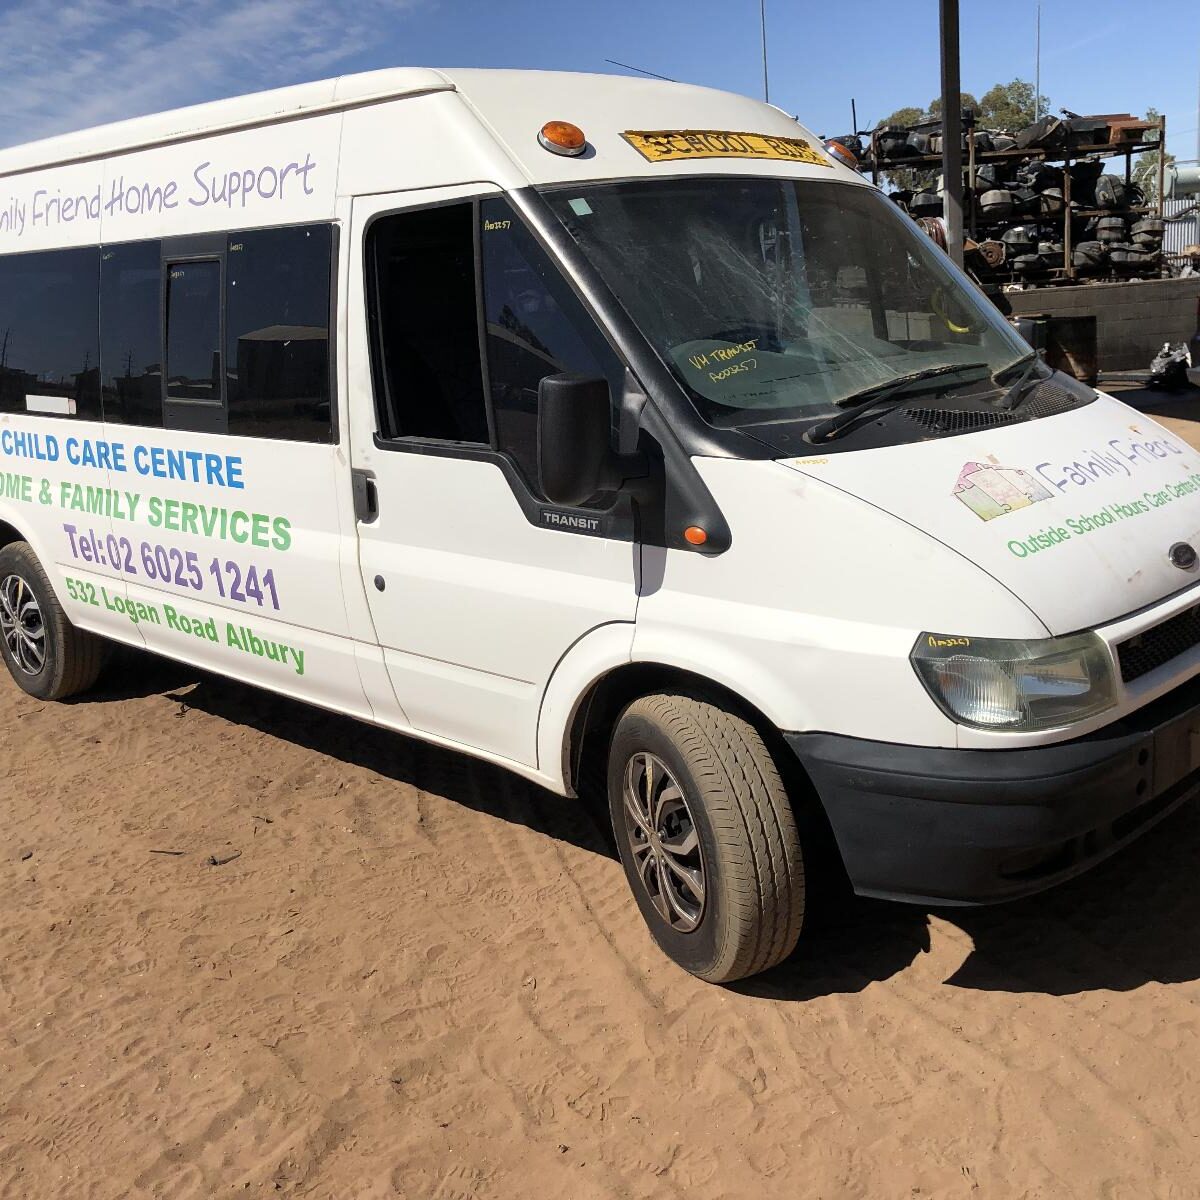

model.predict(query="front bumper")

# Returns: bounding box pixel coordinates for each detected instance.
[786,675,1200,905]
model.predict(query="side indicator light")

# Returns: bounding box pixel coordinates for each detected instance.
[684,526,708,546]
[538,121,588,157]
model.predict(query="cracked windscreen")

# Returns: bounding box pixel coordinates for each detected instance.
[540,177,1030,430]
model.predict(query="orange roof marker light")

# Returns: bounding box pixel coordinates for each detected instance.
[824,138,858,171]
[538,120,588,157]
[684,526,708,547]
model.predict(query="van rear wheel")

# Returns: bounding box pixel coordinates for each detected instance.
[607,692,805,983]
[0,541,107,700]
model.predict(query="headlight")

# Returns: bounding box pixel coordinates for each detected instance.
[911,631,1117,731]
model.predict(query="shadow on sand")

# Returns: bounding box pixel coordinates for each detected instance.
[87,647,1200,1001]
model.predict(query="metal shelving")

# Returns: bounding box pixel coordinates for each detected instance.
[867,115,1167,286]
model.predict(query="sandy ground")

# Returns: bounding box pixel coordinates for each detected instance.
[5,389,1200,1199]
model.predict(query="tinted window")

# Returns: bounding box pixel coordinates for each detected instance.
[100,240,162,427]
[226,224,332,442]
[479,198,619,491]
[165,260,221,402]
[369,203,488,443]
[0,247,101,420]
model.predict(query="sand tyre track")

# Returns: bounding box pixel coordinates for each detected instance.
[0,541,108,700]
[607,692,806,983]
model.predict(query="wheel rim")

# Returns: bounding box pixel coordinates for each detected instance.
[0,574,46,676]
[622,752,706,933]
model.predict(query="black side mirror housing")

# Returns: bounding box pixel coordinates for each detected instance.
[537,374,618,506]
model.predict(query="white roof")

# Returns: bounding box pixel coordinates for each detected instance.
[0,67,855,188]
[0,68,454,177]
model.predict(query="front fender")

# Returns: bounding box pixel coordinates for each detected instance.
[631,609,962,747]
[536,621,635,794]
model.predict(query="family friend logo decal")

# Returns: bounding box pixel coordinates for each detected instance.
[949,435,1200,559]
[953,458,1052,521]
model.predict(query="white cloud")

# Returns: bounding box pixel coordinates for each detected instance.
[0,0,424,148]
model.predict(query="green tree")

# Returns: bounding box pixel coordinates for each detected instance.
[928,92,979,120]
[872,81,1053,193]
[878,105,925,130]
[1133,107,1173,202]
[977,79,1050,132]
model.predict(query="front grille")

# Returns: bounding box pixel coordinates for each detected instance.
[1117,603,1200,682]
[903,407,1018,433]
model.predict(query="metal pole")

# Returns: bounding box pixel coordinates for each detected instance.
[939,0,965,266]
[760,0,770,103]
[1158,113,1167,215]
[967,119,977,240]
[1034,4,1042,121]
[1063,154,1073,278]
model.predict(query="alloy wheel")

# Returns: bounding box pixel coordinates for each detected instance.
[0,574,46,676]
[621,751,706,932]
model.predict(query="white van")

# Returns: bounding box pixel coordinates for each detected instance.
[3,69,1200,983]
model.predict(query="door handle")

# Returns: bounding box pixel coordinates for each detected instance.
[352,469,379,524]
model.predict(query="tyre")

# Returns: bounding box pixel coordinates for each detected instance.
[607,692,805,983]
[0,541,107,700]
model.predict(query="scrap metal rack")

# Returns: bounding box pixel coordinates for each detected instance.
[867,114,1167,286]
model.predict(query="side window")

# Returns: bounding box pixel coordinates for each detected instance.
[479,198,620,494]
[226,224,332,442]
[367,203,489,443]
[100,240,163,427]
[164,258,224,433]
[0,247,101,420]
[166,260,221,399]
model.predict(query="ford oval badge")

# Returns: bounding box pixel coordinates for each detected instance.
[1168,542,1199,570]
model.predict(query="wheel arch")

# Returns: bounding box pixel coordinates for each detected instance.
[562,657,849,898]
[0,509,54,576]
[0,509,68,616]
[568,661,774,775]
[563,660,803,807]
[0,517,27,551]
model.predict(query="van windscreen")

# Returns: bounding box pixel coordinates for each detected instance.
[540,178,1030,430]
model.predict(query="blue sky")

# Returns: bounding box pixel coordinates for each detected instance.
[0,0,1196,161]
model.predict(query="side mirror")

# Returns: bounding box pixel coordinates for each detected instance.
[537,374,617,506]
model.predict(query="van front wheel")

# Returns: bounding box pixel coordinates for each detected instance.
[607,693,805,983]
[0,541,107,700]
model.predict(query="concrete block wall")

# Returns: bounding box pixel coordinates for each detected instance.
[1005,277,1200,371]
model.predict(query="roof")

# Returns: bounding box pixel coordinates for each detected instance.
[0,67,848,189]
[0,70,868,245]
[0,68,454,178]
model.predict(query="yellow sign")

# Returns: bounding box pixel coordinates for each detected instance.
[621,129,832,167]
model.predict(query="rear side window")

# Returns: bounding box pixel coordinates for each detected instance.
[100,240,163,427]
[166,260,222,402]
[0,247,101,420]
[225,225,332,442]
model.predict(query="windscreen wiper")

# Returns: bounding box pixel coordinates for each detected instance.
[994,351,1045,411]
[805,362,989,444]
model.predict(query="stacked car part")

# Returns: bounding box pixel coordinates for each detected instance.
[867,109,1166,289]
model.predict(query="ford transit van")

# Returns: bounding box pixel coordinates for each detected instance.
[3,69,1200,982]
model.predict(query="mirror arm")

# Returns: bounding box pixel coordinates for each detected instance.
[617,367,649,456]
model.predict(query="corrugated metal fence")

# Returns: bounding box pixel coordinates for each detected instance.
[1166,197,1199,261]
